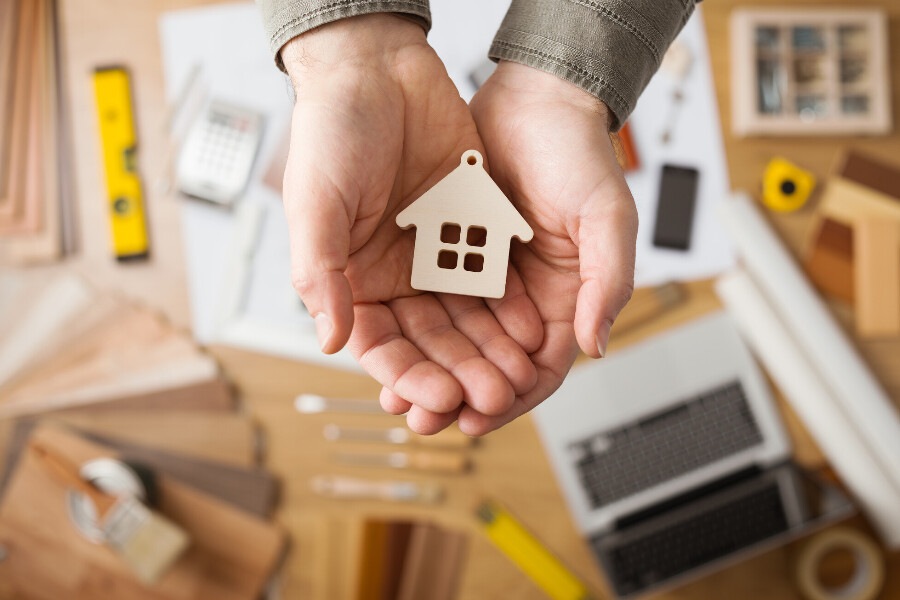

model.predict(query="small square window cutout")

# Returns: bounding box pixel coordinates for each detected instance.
[441,223,461,244]
[464,253,484,272]
[438,250,458,269]
[466,226,487,247]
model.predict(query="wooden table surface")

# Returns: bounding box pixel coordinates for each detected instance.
[54,0,900,598]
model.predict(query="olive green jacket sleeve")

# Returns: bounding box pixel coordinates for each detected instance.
[490,0,695,130]
[258,0,432,68]
[258,0,694,129]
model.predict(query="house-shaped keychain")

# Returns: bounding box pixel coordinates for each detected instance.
[396,150,533,299]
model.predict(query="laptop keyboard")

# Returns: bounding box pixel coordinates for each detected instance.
[570,381,763,509]
[593,479,788,597]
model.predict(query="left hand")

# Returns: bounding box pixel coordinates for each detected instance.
[462,61,639,435]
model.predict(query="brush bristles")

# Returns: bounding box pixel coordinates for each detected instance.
[103,497,190,584]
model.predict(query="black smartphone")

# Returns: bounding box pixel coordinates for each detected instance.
[652,164,699,251]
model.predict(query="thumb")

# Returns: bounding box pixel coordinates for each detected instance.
[573,181,638,359]
[284,167,355,355]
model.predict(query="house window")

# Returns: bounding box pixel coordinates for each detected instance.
[438,250,458,269]
[466,226,487,247]
[440,223,461,244]
[464,253,484,272]
[438,222,485,272]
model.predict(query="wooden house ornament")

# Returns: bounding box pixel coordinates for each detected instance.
[396,150,533,299]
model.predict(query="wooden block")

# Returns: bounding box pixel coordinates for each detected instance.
[0,425,286,600]
[396,150,533,299]
[804,217,854,304]
[854,218,900,337]
[820,177,900,225]
[838,150,900,201]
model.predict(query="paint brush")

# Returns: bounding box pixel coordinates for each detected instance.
[31,441,190,584]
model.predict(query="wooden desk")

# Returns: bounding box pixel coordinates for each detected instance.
[54,0,900,598]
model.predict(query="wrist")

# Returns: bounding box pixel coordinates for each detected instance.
[281,14,426,86]
[493,61,612,130]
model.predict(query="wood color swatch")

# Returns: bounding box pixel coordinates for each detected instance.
[355,519,468,600]
[0,0,68,264]
[0,273,231,417]
[38,411,258,467]
[0,425,286,600]
[1,421,275,517]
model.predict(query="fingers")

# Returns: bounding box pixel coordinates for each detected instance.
[437,292,538,396]
[379,387,411,415]
[484,267,543,354]
[348,303,463,413]
[405,404,462,435]
[390,295,516,416]
[457,320,578,436]
[574,189,638,359]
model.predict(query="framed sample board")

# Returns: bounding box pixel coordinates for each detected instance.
[730,8,891,136]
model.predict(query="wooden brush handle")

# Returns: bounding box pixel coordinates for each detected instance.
[407,451,470,474]
[412,427,473,449]
[30,441,117,516]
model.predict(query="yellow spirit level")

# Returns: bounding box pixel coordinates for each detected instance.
[93,66,149,260]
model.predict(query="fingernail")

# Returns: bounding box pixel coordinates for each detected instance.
[596,319,613,358]
[314,313,333,351]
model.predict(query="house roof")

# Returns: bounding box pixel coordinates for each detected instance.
[396,151,534,242]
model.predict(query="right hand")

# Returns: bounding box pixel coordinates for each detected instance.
[280,15,542,433]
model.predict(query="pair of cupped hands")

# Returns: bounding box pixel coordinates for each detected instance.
[283,14,637,436]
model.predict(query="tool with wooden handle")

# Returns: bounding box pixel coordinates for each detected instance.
[311,475,444,503]
[30,441,190,584]
[335,450,470,474]
[323,424,473,449]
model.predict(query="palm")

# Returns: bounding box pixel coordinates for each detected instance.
[283,25,542,433]
[462,64,638,434]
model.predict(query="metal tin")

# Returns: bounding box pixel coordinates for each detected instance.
[65,458,147,543]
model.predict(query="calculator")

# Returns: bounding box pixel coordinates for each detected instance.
[176,101,264,206]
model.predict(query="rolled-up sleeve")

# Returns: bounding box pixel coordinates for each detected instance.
[489,0,695,129]
[259,0,431,69]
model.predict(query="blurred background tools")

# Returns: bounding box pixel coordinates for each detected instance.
[2,0,900,598]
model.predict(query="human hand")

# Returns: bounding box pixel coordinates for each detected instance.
[281,16,542,433]
[464,61,638,435]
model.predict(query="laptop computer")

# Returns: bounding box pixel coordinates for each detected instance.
[533,312,849,598]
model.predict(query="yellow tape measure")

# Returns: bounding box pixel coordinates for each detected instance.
[476,500,594,600]
[93,66,149,261]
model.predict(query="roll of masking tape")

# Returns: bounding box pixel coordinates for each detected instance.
[796,528,884,600]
